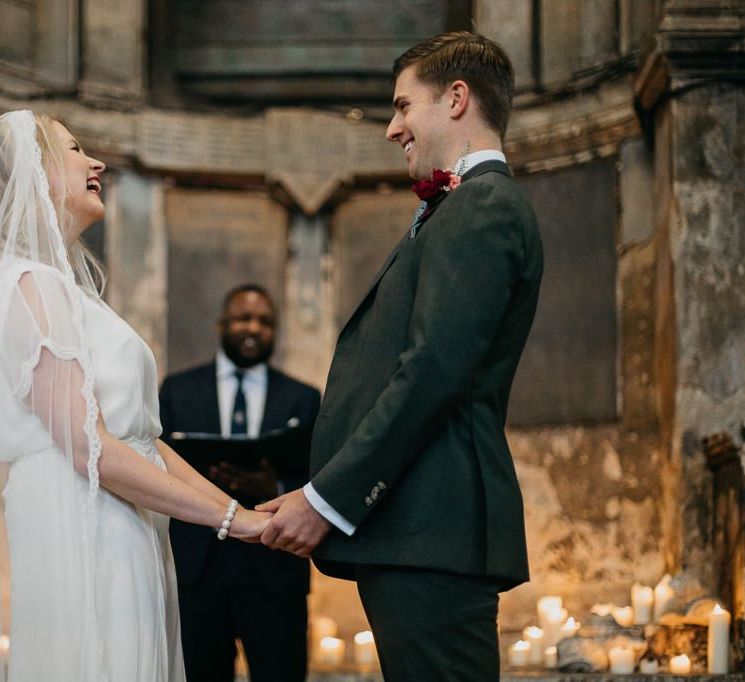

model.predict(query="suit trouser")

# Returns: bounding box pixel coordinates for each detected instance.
[177,542,308,682]
[356,565,501,682]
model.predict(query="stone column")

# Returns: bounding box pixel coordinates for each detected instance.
[105,171,168,378]
[634,0,745,625]
[80,0,147,103]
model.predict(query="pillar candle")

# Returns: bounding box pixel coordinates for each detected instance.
[608,646,635,674]
[544,646,558,669]
[508,640,530,666]
[612,605,634,627]
[654,574,674,621]
[543,608,568,647]
[639,658,659,674]
[522,626,544,665]
[318,636,345,665]
[537,596,563,630]
[669,654,691,675]
[354,630,378,667]
[707,604,730,674]
[310,617,338,663]
[632,584,654,624]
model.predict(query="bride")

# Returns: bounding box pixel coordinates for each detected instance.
[0,109,271,681]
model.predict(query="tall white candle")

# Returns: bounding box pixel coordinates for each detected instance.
[537,596,563,631]
[669,653,691,675]
[707,604,730,674]
[543,608,568,647]
[522,626,544,665]
[508,640,530,667]
[632,584,654,624]
[608,646,635,674]
[654,574,674,621]
[354,630,378,667]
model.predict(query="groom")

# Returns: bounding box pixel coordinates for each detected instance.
[258,32,543,680]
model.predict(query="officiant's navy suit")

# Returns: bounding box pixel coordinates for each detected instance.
[160,362,320,682]
[309,159,543,676]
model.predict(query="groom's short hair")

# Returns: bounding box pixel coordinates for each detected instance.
[393,31,515,139]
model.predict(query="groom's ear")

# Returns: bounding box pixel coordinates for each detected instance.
[448,80,469,120]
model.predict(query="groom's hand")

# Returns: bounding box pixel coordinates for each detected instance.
[256,489,331,558]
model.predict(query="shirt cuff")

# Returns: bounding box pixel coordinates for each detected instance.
[303,482,356,536]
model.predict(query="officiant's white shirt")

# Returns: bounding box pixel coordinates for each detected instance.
[304,149,508,536]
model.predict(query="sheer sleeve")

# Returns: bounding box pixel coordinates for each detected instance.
[1,265,101,480]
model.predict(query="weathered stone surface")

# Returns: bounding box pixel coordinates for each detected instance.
[164,188,288,374]
[105,172,168,377]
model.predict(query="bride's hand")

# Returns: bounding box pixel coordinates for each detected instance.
[229,508,273,543]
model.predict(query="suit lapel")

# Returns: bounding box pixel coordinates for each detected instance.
[260,368,285,433]
[198,362,221,433]
[337,161,512,340]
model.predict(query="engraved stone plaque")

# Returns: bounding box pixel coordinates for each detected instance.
[139,110,265,174]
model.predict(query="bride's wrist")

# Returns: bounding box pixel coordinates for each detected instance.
[216,498,239,540]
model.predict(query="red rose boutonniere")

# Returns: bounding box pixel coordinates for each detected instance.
[412,169,462,202]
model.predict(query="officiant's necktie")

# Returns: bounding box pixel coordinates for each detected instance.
[230,370,248,435]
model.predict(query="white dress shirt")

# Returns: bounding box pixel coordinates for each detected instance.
[216,349,267,438]
[303,150,508,537]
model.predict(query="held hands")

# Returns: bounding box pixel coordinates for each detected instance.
[255,489,331,558]
[228,507,274,542]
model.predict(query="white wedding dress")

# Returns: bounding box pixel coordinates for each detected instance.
[0,259,185,682]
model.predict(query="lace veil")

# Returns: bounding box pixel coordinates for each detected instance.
[0,110,106,680]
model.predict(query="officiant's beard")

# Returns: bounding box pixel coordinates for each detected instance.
[221,334,273,368]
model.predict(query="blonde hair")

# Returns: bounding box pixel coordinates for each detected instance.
[34,114,106,295]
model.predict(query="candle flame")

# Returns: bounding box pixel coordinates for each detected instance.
[713,604,724,614]
[524,626,543,637]
[354,631,374,645]
[514,640,530,651]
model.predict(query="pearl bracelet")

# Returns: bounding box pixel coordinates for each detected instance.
[217,499,239,540]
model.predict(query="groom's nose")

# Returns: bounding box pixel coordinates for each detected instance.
[386,114,402,142]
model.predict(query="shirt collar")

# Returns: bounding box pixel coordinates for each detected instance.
[452,149,507,176]
[216,348,267,381]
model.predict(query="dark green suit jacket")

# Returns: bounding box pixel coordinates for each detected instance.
[310,160,542,590]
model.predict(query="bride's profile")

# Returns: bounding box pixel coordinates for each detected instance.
[0,109,271,681]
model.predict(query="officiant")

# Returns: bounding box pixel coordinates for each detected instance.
[159,283,321,682]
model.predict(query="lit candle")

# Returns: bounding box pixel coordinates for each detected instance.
[669,654,691,675]
[632,584,654,624]
[310,617,339,663]
[353,630,377,667]
[612,606,634,627]
[545,608,568,647]
[654,574,674,621]
[707,604,730,674]
[537,596,563,630]
[639,658,659,674]
[608,646,635,674]
[318,636,345,665]
[544,646,558,669]
[508,640,530,667]
[522,626,544,665]
[559,617,580,640]
[0,634,8,659]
